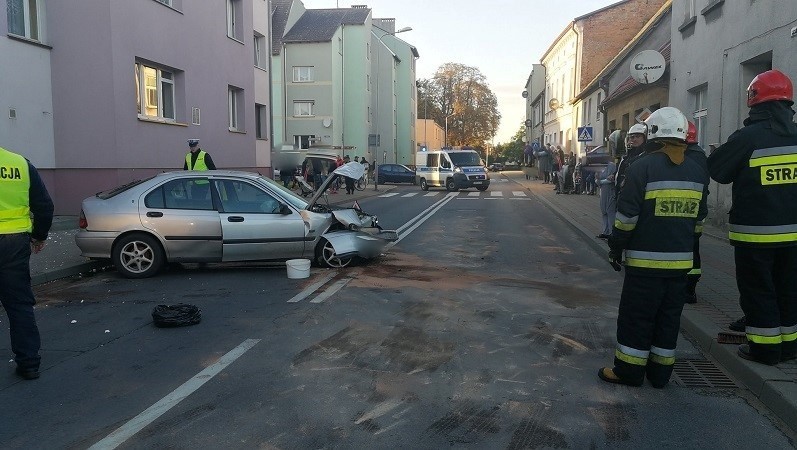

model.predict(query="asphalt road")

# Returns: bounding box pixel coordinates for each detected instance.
[1,175,794,448]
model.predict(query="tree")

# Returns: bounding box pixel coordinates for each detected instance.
[417,63,501,148]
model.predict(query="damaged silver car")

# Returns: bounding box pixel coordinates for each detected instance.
[75,162,397,278]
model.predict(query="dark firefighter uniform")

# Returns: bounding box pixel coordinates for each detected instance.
[707,91,797,365]
[685,141,709,303]
[606,138,709,387]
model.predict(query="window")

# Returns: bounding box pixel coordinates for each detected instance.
[293,66,314,83]
[155,0,171,6]
[293,101,314,117]
[228,86,244,131]
[692,85,708,147]
[254,34,266,68]
[153,179,214,209]
[7,0,42,41]
[226,0,242,41]
[214,180,282,214]
[596,93,602,121]
[255,104,268,139]
[293,135,314,150]
[687,0,696,18]
[135,62,175,120]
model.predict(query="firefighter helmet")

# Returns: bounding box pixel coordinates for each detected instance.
[628,123,647,137]
[644,107,688,141]
[747,69,793,107]
[686,121,698,144]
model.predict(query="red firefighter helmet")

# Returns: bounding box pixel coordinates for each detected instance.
[686,121,698,144]
[747,69,793,107]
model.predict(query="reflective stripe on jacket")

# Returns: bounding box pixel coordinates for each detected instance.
[0,147,32,234]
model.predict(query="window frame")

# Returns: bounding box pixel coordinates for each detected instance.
[228,86,244,132]
[293,101,314,117]
[135,61,176,121]
[254,33,266,69]
[226,0,243,41]
[692,85,708,147]
[255,103,268,139]
[292,66,315,83]
[7,0,42,41]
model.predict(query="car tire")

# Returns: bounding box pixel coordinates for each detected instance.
[112,233,165,279]
[315,238,354,268]
[420,178,428,191]
[476,186,488,191]
[446,178,458,192]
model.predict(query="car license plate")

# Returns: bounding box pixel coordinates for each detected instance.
[473,181,483,185]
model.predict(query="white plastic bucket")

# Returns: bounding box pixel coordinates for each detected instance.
[286,259,311,279]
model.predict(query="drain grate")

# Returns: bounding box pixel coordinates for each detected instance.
[672,358,737,388]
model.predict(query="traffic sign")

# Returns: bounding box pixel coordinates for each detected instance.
[578,126,593,142]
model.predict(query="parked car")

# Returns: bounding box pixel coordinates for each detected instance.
[75,165,397,278]
[488,163,504,172]
[584,145,611,166]
[503,161,521,170]
[377,163,416,184]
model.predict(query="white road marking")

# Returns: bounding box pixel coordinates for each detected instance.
[378,193,400,198]
[391,193,457,247]
[287,271,338,303]
[424,192,439,197]
[509,198,532,201]
[490,191,503,197]
[401,192,418,197]
[512,191,526,196]
[467,191,480,197]
[310,278,352,303]
[88,339,260,450]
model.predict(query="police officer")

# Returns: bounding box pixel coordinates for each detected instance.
[685,121,709,304]
[707,69,797,365]
[599,107,709,387]
[183,139,216,171]
[0,145,53,380]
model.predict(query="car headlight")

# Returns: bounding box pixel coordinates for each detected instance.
[454,167,463,173]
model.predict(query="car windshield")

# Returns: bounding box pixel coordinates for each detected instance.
[256,175,309,210]
[448,152,482,167]
[96,176,155,199]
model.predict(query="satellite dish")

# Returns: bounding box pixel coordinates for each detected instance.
[322,118,332,128]
[630,50,666,84]
[548,98,560,110]
[522,90,529,98]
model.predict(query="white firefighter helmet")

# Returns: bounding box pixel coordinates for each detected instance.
[644,107,688,141]
[627,123,647,137]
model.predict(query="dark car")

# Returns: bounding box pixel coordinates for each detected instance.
[488,163,504,172]
[377,163,416,184]
[584,145,611,166]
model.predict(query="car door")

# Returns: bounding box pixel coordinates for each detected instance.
[213,178,306,262]
[383,165,395,183]
[140,177,223,262]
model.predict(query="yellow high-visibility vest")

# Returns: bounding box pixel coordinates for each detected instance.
[0,146,32,234]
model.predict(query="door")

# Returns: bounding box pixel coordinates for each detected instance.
[140,177,223,262]
[213,179,306,261]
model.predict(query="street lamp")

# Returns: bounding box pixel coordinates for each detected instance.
[373,26,412,190]
[444,113,455,148]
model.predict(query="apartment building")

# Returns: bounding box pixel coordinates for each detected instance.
[271,2,418,166]
[668,0,797,225]
[523,64,546,158]
[3,0,271,214]
[415,119,444,151]
[540,0,667,158]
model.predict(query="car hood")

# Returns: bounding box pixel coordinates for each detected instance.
[307,162,365,205]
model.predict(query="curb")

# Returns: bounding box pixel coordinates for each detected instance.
[517,175,797,435]
[32,260,109,286]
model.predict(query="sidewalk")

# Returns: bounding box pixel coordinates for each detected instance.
[505,171,796,432]
[29,183,395,286]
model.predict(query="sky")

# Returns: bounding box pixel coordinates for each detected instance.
[300,0,622,144]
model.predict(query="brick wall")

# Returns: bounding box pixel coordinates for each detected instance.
[580,0,668,90]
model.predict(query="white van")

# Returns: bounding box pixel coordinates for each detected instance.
[415,149,490,191]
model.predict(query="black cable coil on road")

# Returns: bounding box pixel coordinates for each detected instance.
[152,303,202,328]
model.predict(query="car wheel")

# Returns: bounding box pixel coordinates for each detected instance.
[446,178,458,192]
[316,238,354,268]
[476,185,488,191]
[420,178,428,191]
[112,233,165,278]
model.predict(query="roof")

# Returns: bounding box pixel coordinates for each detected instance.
[602,41,671,105]
[282,8,370,44]
[271,0,292,55]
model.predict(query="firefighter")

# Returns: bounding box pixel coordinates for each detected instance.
[614,123,647,198]
[685,121,709,303]
[707,69,797,365]
[599,107,709,387]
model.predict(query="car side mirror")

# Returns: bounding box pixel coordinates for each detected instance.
[280,204,292,215]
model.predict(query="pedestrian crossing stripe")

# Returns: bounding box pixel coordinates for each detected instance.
[401,193,418,197]
[490,191,502,196]
[378,193,400,197]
